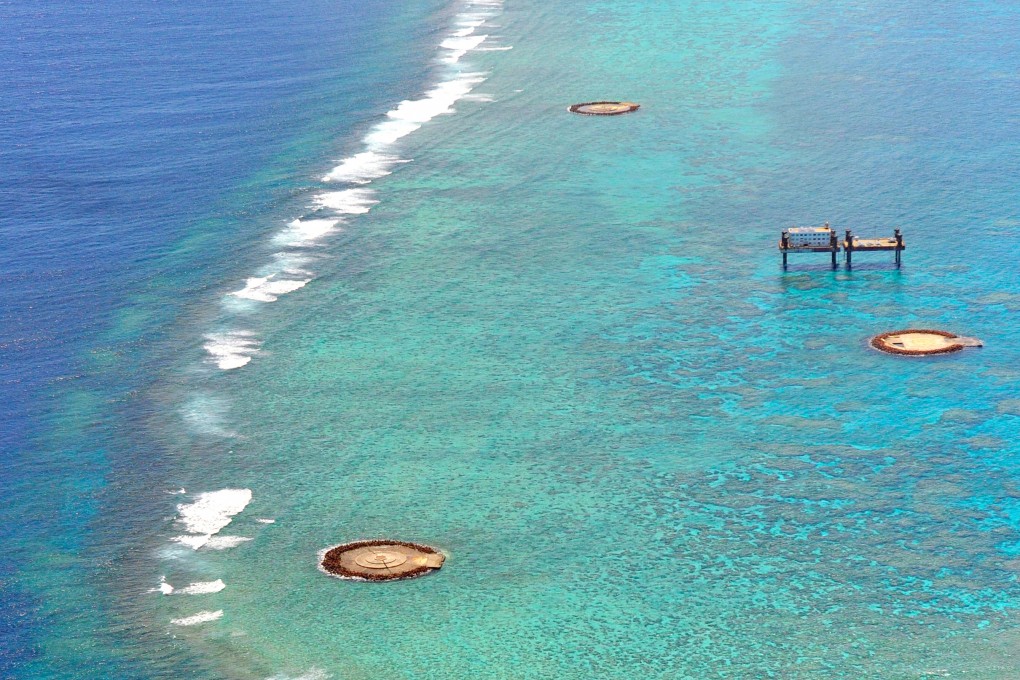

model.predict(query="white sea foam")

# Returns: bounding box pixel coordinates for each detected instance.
[203,331,260,370]
[194,0,505,377]
[452,25,483,37]
[266,669,332,680]
[270,251,314,275]
[363,120,421,149]
[155,578,227,595]
[178,579,226,595]
[172,610,223,626]
[364,73,488,148]
[273,218,340,247]
[455,15,487,27]
[313,188,379,214]
[173,489,252,550]
[230,275,311,303]
[202,536,252,550]
[322,151,410,184]
[172,535,213,550]
[177,489,251,535]
[440,34,488,64]
[256,518,276,524]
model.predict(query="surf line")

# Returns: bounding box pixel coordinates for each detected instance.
[204,0,509,372]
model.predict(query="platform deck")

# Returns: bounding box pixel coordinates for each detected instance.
[778,243,841,253]
[845,237,905,251]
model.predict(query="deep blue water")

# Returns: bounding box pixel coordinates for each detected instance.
[0,1,442,675]
[4,0,1020,677]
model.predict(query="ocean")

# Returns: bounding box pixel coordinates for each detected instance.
[2,0,1020,677]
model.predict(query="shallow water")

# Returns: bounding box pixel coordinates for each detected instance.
[4,0,1020,677]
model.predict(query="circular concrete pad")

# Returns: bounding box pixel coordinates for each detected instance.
[568,101,640,116]
[354,551,407,569]
[321,540,445,581]
[870,329,981,356]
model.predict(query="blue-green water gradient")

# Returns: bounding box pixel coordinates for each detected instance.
[7,0,1020,677]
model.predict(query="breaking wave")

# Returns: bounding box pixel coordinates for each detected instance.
[172,488,252,550]
[203,0,507,372]
[171,610,223,626]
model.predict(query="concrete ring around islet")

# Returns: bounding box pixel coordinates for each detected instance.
[869,329,981,356]
[319,539,446,582]
[568,101,640,116]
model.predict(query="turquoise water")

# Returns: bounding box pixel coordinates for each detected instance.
[7,0,1020,677]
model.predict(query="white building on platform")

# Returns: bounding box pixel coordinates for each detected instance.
[786,225,833,247]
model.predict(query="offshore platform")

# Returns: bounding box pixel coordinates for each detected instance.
[779,223,904,269]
